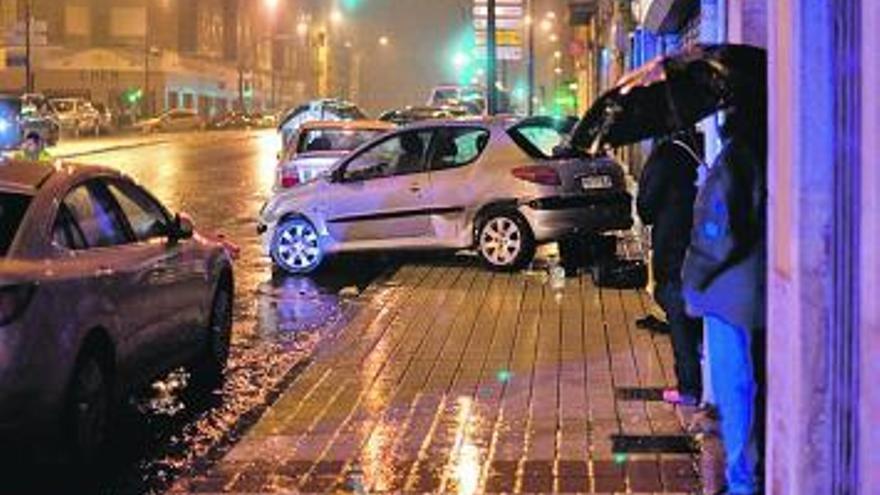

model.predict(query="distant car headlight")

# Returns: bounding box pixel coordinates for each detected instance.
[580,175,613,190]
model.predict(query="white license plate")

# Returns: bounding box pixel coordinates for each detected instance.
[580,175,612,190]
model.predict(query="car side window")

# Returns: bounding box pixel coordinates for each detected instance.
[52,204,88,250]
[105,181,171,242]
[61,182,130,249]
[343,131,433,181]
[430,128,490,171]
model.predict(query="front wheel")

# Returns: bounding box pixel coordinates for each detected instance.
[271,217,324,274]
[477,212,535,271]
[192,282,233,390]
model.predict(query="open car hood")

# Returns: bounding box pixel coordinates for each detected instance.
[569,43,766,153]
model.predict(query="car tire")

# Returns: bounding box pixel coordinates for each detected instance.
[192,281,233,390]
[476,211,535,271]
[270,217,324,274]
[64,350,111,469]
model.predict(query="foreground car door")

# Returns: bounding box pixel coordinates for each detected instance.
[325,129,435,243]
[57,181,172,383]
[103,179,207,369]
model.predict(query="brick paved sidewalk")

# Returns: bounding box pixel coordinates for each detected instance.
[170,260,704,494]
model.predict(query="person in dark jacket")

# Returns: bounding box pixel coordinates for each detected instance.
[682,97,767,494]
[637,130,703,406]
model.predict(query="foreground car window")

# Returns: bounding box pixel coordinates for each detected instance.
[430,128,490,171]
[344,131,433,181]
[106,181,170,242]
[62,183,129,249]
[0,192,32,256]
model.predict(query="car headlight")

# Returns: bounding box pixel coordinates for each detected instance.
[580,175,613,190]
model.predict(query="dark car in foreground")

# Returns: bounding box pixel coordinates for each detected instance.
[0,159,234,466]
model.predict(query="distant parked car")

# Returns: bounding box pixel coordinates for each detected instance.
[0,159,234,465]
[91,102,114,134]
[278,99,367,145]
[275,120,395,189]
[50,97,101,136]
[208,111,259,130]
[258,116,632,274]
[0,93,60,149]
[378,106,463,126]
[135,109,206,133]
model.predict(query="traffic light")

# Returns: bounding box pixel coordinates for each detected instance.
[124,88,143,105]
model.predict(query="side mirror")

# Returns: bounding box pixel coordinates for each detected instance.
[329,167,344,183]
[170,212,195,242]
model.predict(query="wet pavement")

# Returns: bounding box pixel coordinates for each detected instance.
[3,130,396,495]
[168,259,708,494]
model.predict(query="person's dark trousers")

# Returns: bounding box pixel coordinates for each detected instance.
[655,280,703,399]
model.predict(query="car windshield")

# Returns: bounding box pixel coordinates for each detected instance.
[51,100,75,113]
[296,128,386,153]
[0,192,32,256]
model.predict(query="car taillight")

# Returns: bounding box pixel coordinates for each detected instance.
[0,284,35,326]
[280,169,300,188]
[511,165,561,186]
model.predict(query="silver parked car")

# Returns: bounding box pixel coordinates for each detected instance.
[135,108,206,133]
[0,159,234,464]
[258,117,632,273]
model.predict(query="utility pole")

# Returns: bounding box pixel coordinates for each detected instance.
[24,0,32,93]
[526,0,535,115]
[486,0,498,115]
[144,5,151,117]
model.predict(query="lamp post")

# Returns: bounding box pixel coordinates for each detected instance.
[486,0,498,115]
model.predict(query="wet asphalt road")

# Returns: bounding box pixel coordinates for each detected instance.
[4,130,395,494]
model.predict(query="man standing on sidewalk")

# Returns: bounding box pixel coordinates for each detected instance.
[636,130,703,406]
[682,95,767,494]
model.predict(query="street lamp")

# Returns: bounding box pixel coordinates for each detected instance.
[378,36,390,47]
[330,9,344,26]
[264,0,279,10]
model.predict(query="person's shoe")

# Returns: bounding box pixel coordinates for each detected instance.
[635,315,670,334]
[662,388,699,406]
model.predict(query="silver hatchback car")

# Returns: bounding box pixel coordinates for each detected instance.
[258,117,632,273]
[0,159,234,464]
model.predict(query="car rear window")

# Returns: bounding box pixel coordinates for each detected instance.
[507,117,578,159]
[0,192,32,256]
[296,129,386,153]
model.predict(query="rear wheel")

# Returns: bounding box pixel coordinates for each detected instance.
[477,212,535,271]
[271,217,324,274]
[65,351,111,467]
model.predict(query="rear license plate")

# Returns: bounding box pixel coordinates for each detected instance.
[581,175,612,190]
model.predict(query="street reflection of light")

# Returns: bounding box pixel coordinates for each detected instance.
[445,396,482,495]
[256,131,281,193]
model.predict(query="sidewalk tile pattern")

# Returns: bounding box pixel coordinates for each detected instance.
[170,261,700,494]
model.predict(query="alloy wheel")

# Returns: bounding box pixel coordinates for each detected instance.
[480,216,524,267]
[272,219,323,273]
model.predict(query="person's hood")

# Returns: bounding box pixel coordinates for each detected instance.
[569,43,766,154]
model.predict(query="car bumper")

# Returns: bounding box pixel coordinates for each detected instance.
[520,191,633,242]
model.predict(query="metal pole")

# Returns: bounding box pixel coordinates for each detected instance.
[527,0,535,115]
[486,0,498,115]
[25,0,32,93]
[144,10,150,117]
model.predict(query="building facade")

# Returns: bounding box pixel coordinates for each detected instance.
[569,0,877,493]
[0,0,313,118]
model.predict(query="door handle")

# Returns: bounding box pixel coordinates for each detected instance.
[409,183,422,193]
[95,266,113,277]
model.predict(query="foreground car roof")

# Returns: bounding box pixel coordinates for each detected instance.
[0,158,125,193]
